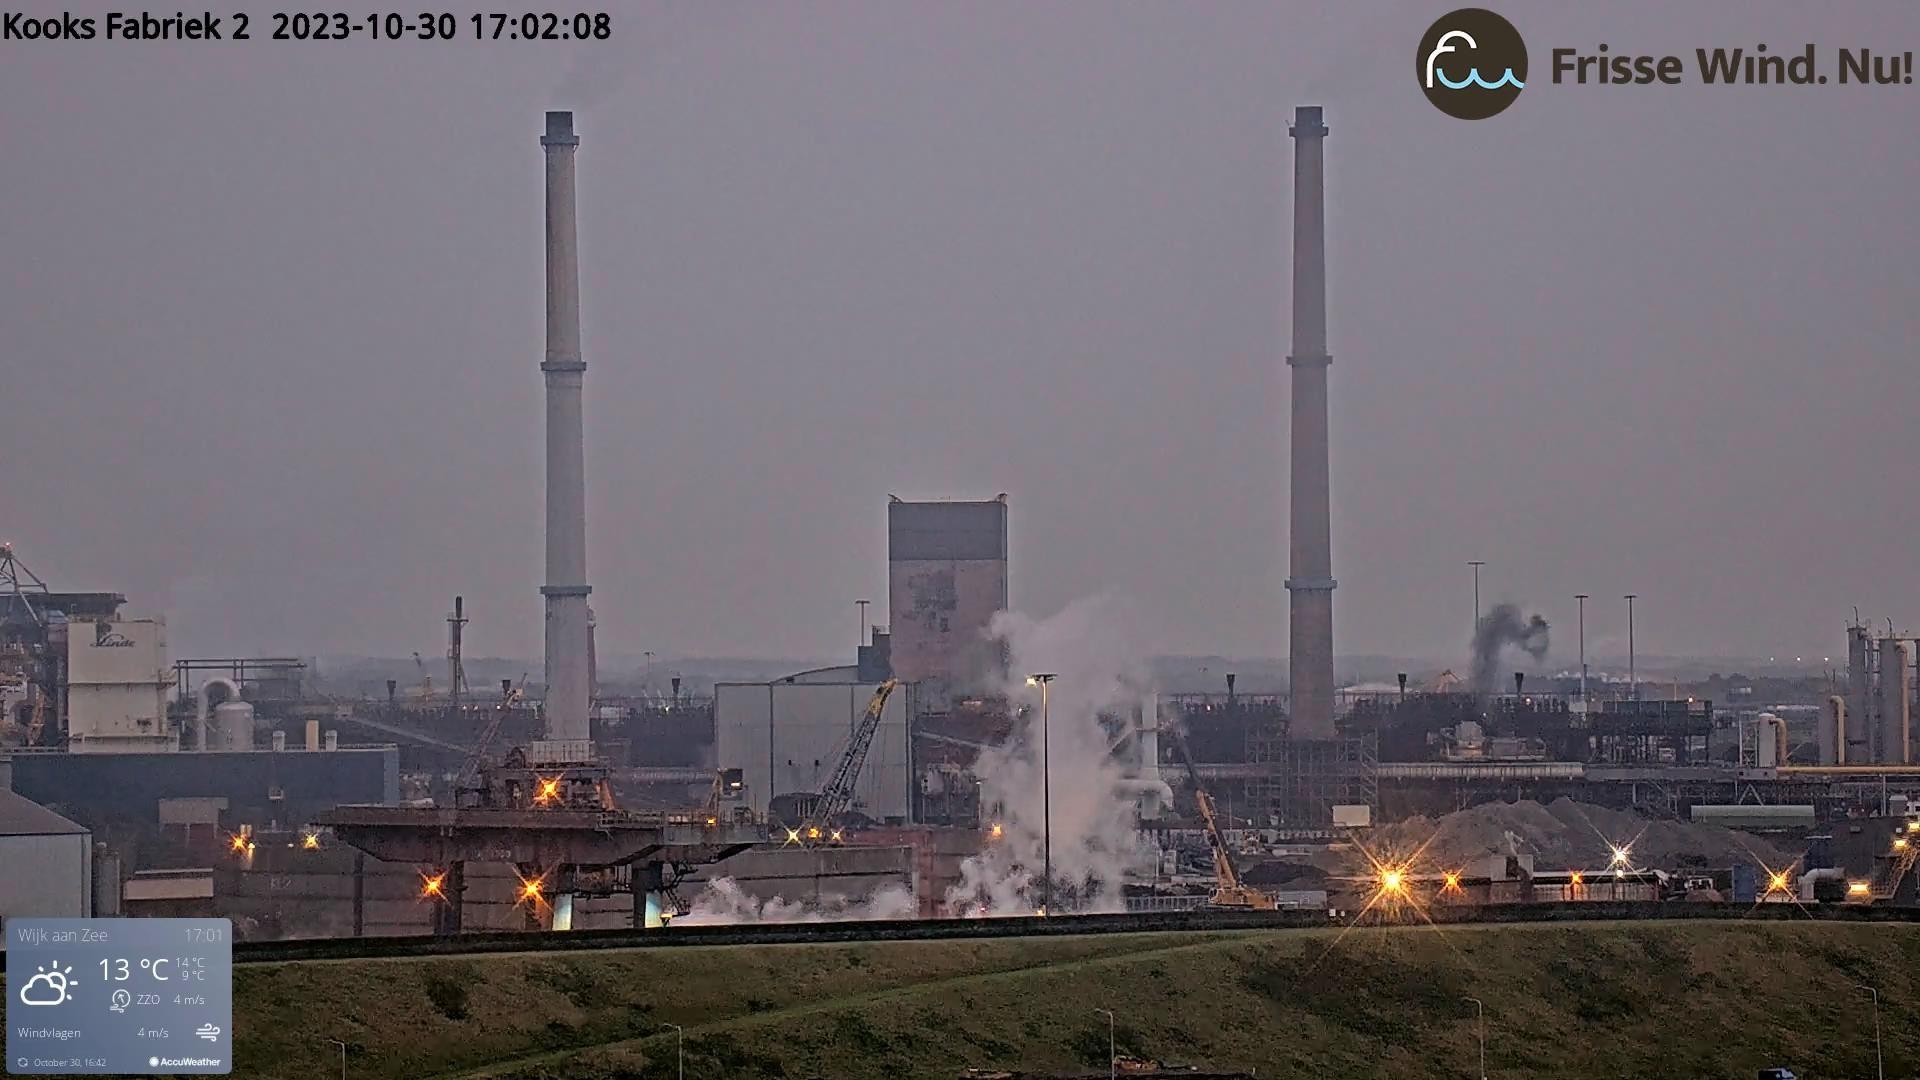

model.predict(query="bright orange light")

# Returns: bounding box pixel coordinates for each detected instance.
[301,833,320,851]
[534,776,562,805]
[1895,838,1909,851]
[229,835,248,853]
[1442,872,1461,891]
[1848,881,1871,896]
[989,822,1004,839]
[705,816,717,827]
[1380,869,1405,893]
[1906,820,1919,834]
[1768,871,1791,892]
[806,826,821,840]
[421,873,446,899]
[1569,871,1583,886]
[520,877,544,902]
[1609,845,1631,867]
[783,827,802,844]
[829,829,844,844]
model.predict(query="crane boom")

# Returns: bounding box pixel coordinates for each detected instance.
[1166,718,1276,909]
[454,675,525,796]
[812,678,898,826]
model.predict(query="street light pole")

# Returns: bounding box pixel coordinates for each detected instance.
[1468,561,1485,635]
[327,1038,348,1080]
[1623,595,1638,701]
[662,1023,684,1080]
[1574,595,1589,707]
[1464,997,1486,1080]
[1029,673,1057,915]
[1857,985,1883,1080]
[856,599,870,648]
[1094,1008,1116,1080]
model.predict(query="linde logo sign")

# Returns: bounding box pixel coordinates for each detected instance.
[1419,8,1917,119]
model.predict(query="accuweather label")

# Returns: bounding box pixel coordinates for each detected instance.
[6,919,232,1075]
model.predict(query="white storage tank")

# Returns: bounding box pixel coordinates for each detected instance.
[213,700,255,751]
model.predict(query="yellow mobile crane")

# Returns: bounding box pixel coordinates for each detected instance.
[1167,721,1278,911]
[784,678,898,846]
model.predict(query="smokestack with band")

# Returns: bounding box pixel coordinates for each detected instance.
[540,111,592,745]
[1286,105,1336,737]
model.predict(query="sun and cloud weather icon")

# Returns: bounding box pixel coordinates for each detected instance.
[18,963,77,1006]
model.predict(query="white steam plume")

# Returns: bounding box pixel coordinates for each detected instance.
[945,594,1156,916]
[674,876,916,925]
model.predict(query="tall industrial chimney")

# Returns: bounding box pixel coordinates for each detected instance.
[1285,105,1336,738]
[1879,637,1911,765]
[540,111,592,747]
[1847,624,1872,762]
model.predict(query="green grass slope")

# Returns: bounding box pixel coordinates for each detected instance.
[222,922,1919,1079]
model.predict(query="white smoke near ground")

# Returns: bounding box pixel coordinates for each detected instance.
[673,876,916,925]
[944,594,1158,917]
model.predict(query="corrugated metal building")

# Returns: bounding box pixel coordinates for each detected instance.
[714,671,916,824]
[0,762,93,926]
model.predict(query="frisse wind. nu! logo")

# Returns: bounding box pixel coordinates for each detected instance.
[1418,8,1528,119]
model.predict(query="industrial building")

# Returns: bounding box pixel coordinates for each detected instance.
[1,544,129,748]
[1830,625,1915,765]
[716,672,916,824]
[7,92,1919,944]
[887,495,1009,700]
[64,616,174,752]
[10,745,396,832]
[0,760,95,924]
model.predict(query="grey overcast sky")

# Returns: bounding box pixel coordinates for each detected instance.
[3,1,1916,666]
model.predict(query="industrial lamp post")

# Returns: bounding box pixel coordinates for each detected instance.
[1094,1008,1116,1080]
[1623,595,1638,701]
[1463,997,1486,1080]
[1574,594,1589,707]
[1028,673,1057,914]
[1856,985,1883,1080]
[661,1023,684,1080]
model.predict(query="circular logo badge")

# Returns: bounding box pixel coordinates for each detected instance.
[1417,8,1527,119]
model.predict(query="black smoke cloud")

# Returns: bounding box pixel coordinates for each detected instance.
[1471,603,1550,695]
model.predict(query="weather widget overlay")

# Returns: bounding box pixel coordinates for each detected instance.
[7,919,232,1075]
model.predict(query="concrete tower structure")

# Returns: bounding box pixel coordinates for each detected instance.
[1878,637,1911,765]
[887,496,1009,701]
[1847,624,1873,763]
[1285,105,1336,738]
[539,111,592,746]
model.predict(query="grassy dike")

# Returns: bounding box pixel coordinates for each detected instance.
[210,922,1917,1078]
